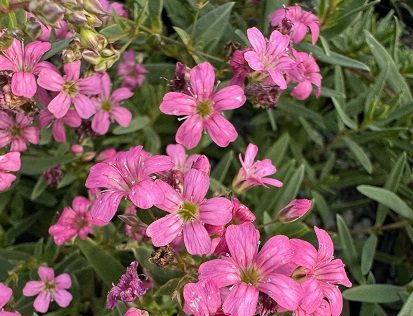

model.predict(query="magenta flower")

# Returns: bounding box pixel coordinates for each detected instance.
[270,6,320,45]
[0,39,51,98]
[288,49,322,100]
[49,196,107,245]
[22,266,72,313]
[146,169,233,255]
[0,152,20,192]
[244,27,295,89]
[37,61,102,119]
[183,280,221,316]
[106,261,148,310]
[291,227,352,316]
[232,143,282,194]
[124,308,149,316]
[160,62,246,149]
[0,282,20,316]
[91,72,133,135]
[85,145,174,222]
[39,109,81,142]
[198,223,303,315]
[117,50,147,89]
[0,111,39,152]
[278,199,312,223]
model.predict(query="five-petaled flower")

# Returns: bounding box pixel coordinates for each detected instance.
[160,62,246,149]
[0,151,20,192]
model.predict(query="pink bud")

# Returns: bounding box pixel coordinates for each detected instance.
[192,155,210,174]
[278,199,312,223]
[232,198,256,224]
[96,148,117,162]
[71,144,84,154]
[124,308,149,316]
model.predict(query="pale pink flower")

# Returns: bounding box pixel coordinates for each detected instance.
[117,50,147,89]
[124,308,149,316]
[291,227,352,316]
[198,222,303,315]
[39,109,81,142]
[106,261,147,309]
[85,145,174,222]
[278,199,312,223]
[270,6,320,45]
[183,280,221,316]
[0,111,39,152]
[160,62,246,149]
[146,169,233,255]
[91,72,133,135]
[49,196,107,245]
[37,61,102,119]
[0,282,21,316]
[232,143,282,194]
[288,49,322,100]
[22,266,72,313]
[244,27,295,89]
[0,39,51,97]
[0,152,20,192]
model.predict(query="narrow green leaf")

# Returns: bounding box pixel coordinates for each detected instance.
[320,152,336,180]
[398,291,413,316]
[336,214,358,265]
[364,31,412,104]
[31,177,48,200]
[299,117,323,146]
[334,66,346,98]
[278,99,324,127]
[211,151,234,184]
[343,285,404,303]
[343,137,373,174]
[364,65,388,114]
[41,38,72,61]
[361,234,378,275]
[113,116,151,135]
[264,132,290,167]
[99,24,124,38]
[173,26,191,46]
[357,185,413,219]
[193,2,234,52]
[56,173,78,189]
[20,155,76,175]
[332,97,357,129]
[154,278,180,297]
[312,191,333,229]
[148,0,163,33]
[273,164,305,213]
[77,238,125,286]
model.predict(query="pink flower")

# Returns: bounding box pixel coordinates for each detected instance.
[22,266,72,313]
[232,143,282,194]
[99,0,129,25]
[146,169,233,255]
[183,280,221,316]
[278,199,312,223]
[85,145,174,222]
[270,6,320,45]
[0,282,20,316]
[160,62,246,149]
[117,50,147,89]
[198,223,303,316]
[106,261,147,309]
[124,308,149,316]
[167,144,201,173]
[288,49,322,100]
[91,72,133,135]
[0,39,51,97]
[291,227,352,316]
[0,152,20,192]
[229,50,250,87]
[49,196,107,245]
[37,61,102,119]
[0,111,40,152]
[244,27,295,89]
[39,109,81,142]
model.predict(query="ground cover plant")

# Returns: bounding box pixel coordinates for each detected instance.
[0,0,412,315]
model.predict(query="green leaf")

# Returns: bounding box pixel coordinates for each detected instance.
[312,191,333,229]
[357,185,413,219]
[41,37,72,61]
[343,285,404,303]
[193,2,234,52]
[361,234,378,275]
[174,26,191,46]
[100,24,125,38]
[77,238,125,286]
[263,132,290,167]
[56,173,78,189]
[211,150,234,184]
[364,64,388,114]
[364,31,413,104]
[398,289,413,316]
[332,97,357,129]
[273,164,305,213]
[260,0,284,30]
[31,176,48,200]
[148,0,163,33]
[297,42,370,71]
[113,116,151,135]
[343,137,373,174]
[336,214,358,265]
[20,155,76,175]
[154,278,180,297]
[278,99,324,127]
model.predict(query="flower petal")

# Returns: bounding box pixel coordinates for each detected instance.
[190,62,215,102]
[55,273,72,289]
[226,223,259,268]
[11,72,37,98]
[91,191,125,222]
[72,94,97,119]
[54,289,73,308]
[146,213,182,246]
[38,266,55,282]
[48,92,71,118]
[222,282,259,316]
[255,235,293,274]
[175,115,203,150]
[212,85,246,111]
[22,281,43,296]
[183,169,209,204]
[205,113,238,147]
[183,219,211,255]
[199,197,232,226]
[129,178,164,209]
[33,291,51,313]
[198,258,240,288]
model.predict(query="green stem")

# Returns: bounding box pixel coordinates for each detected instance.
[350,219,413,235]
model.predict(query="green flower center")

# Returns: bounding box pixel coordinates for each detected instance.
[195,100,214,118]
[177,201,199,223]
[10,125,21,137]
[62,81,78,96]
[102,100,112,111]
[43,280,57,292]
[292,266,309,284]
[240,266,262,286]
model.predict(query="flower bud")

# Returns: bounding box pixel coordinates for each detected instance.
[79,26,99,51]
[192,155,210,174]
[83,0,106,15]
[65,9,88,27]
[29,1,65,27]
[71,144,83,154]
[25,17,43,40]
[124,308,149,316]
[62,49,82,63]
[82,151,97,162]
[232,198,255,224]
[85,12,103,28]
[278,199,312,223]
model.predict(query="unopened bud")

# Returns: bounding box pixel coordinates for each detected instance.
[25,17,43,40]
[43,165,64,187]
[85,12,103,28]
[70,144,83,154]
[192,155,210,174]
[79,26,99,51]
[124,308,149,316]
[65,9,88,27]
[96,148,116,161]
[82,151,97,162]
[83,0,106,15]
[232,198,255,224]
[62,49,81,63]
[29,1,65,27]
[278,199,312,223]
